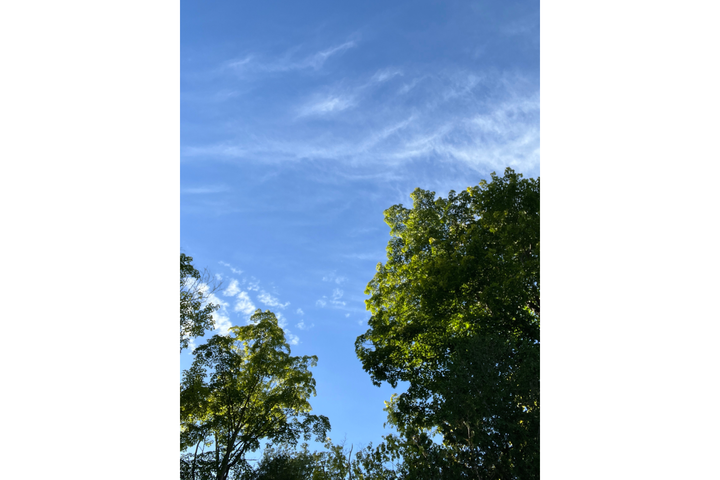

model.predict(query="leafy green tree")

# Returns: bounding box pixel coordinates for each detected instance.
[181,310,331,480]
[350,442,402,480]
[181,253,222,352]
[253,441,367,480]
[251,439,400,480]
[310,439,354,480]
[252,444,316,480]
[355,169,539,479]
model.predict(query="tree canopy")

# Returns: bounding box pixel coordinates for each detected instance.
[181,310,331,480]
[355,168,539,479]
[251,439,402,480]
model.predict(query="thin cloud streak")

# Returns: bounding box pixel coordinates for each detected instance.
[294,68,401,118]
[304,41,357,70]
[182,185,229,194]
[223,41,357,76]
[297,95,355,117]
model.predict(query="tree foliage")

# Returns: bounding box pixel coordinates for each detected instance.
[251,444,316,480]
[355,169,540,479]
[181,310,331,480]
[251,439,401,480]
[181,253,222,352]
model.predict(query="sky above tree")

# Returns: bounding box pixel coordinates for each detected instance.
[181,0,539,451]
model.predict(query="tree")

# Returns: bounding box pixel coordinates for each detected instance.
[355,169,539,479]
[252,441,360,480]
[251,439,401,480]
[181,253,222,352]
[252,444,316,480]
[181,309,331,480]
[350,441,402,480]
[308,440,352,480]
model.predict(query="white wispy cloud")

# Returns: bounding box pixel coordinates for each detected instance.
[302,41,356,69]
[214,264,297,342]
[371,68,402,83]
[316,288,347,308]
[322,272,346,284]
[224,41,357,76]
[182,185,228,194]
[223,279,241,297]
[258,291,290,309]
[234,291,256,316]
[295,68,402,118]
[331,288,346,306]
[226,55,253,69]
[219,261,243,275]
[297,95,355,117]
[185,66,539,177]
[296,308,304,315]
[296,319,314,330]
[407,92,540,173]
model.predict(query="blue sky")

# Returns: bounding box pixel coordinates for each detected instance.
[181,0,539,451]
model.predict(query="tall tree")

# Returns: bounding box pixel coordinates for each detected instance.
[181,253,222,352]
[181,310,331,480]
[356,169,539,479]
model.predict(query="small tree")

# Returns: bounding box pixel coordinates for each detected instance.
[252,444,315,480]
[181,310,331,480]
[181,253,222,352]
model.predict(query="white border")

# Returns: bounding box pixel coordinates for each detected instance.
[542,1,719,478]
[0,1,179,477]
